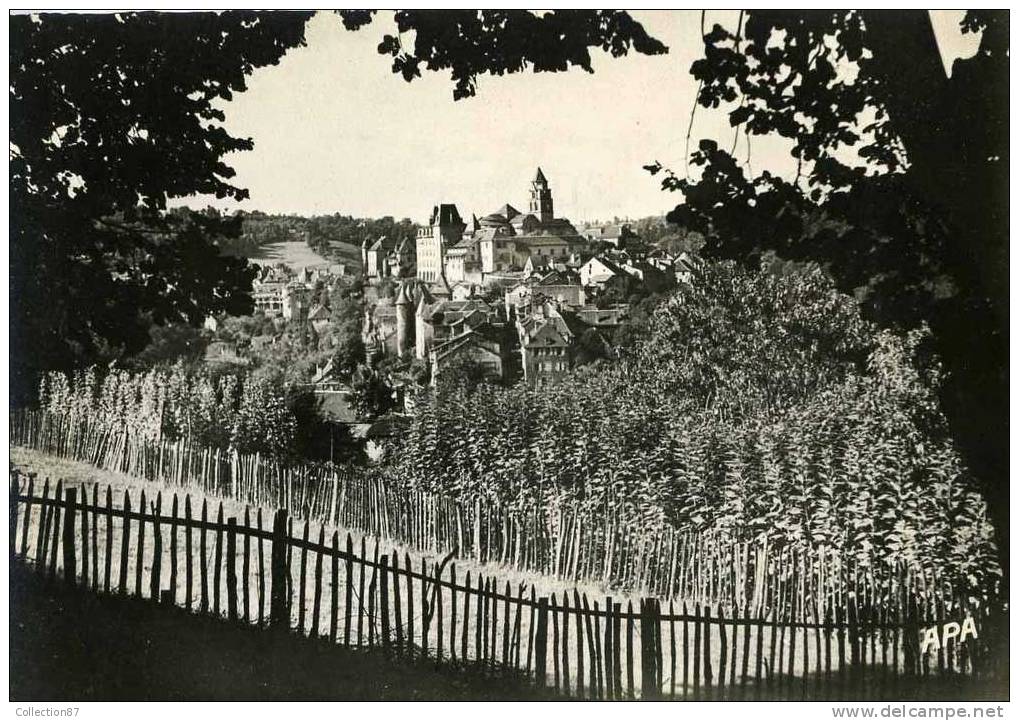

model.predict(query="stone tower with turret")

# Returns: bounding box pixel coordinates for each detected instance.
[529,167,554,224]
[360,236,371,278]
[394,281,413,358]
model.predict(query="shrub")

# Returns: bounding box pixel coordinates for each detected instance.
[389,262,999,591]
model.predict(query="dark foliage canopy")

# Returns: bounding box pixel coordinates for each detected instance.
[338,10,668,100]
[10,11,312,402]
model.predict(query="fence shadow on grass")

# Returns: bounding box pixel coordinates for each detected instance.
[9,561,554,702]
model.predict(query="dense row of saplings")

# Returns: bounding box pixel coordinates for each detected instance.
[390,268,1000,612]
[11,407,997,624]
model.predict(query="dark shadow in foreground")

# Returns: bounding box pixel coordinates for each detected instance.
[9,562,1008,702]
[9,563,556,701]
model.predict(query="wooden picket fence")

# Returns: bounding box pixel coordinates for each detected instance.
[9,472,1001,700]
[10,408,997,625]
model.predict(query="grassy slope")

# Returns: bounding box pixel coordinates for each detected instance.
[327,239,363,270]
[9,563,552,701]
[9,446,632,607]
[246,240,361,273]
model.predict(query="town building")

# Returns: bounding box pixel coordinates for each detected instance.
[415,169,587,289]
[579,256,627,288]
[517,308,574,386]
[618,259,674,293]
[311,386,409,463]
[362,300,400,357]
[515,300,628,386]
[252,266,289,315]
[282,283,312,321]
[362,236,414,282]
[444,214,484,285]
[416,204,466,284]
[450,282,483,301]
[673,251,702,284]
[252,263,346,322]
[581,223,635,248]
[504,269,587,319]
[307,303,331,334]
[364,278,515,383]
[429,325,512,384]
[415,296,504,361]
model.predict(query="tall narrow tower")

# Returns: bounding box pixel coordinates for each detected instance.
[360,236,371,279]
[395,281,413,358]
[529,167,554,224]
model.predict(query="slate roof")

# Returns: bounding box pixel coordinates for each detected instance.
[536,268,581,285]
[583,256,625,277]
[524,320,571,349]
[588,224,630,240]
[474,226,515,241]
[431,326,506,365]
[420,299,501,331]
[526,255,554,272]
[308,304,331,321]
[675,252,703,271]
[496,204,520,220]
[429,204,464,227]
[449,236,481,251]
[369,235,398,252]
[509,213,540,229]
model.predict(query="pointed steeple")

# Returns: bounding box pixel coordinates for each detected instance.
[529,167,554,223]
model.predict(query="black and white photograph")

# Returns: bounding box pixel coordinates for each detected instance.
[7,7,1010,708]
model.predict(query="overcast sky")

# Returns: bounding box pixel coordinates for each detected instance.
[190,10,977,225]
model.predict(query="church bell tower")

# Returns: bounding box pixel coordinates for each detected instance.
[529,167,554,224]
